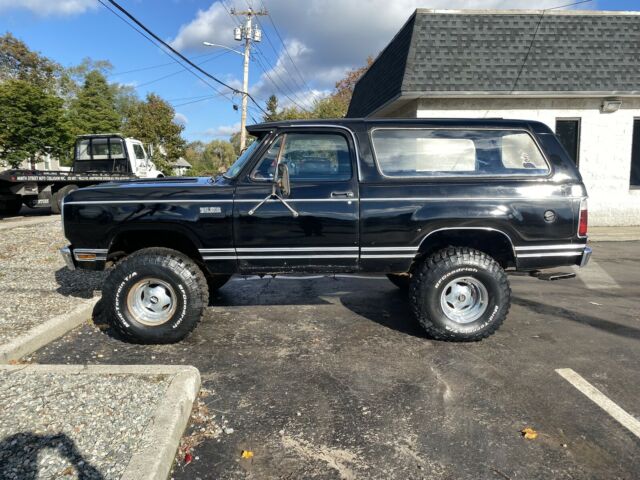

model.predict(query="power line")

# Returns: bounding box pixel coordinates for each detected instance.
[259,0,314,96]
[251,51,311,111]
[511,0,593,92]
[133,51,230,89]
[97,0,232,104]
[110,51,223,77]
[103,0,267,116]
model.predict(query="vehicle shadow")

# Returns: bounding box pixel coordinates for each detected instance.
[54,267,106,300]
[0,432,104,479]
[513,296,640,341]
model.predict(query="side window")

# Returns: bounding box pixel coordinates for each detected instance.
[133,144,146,160]
[251,133,352,181]
[371,128,549,177]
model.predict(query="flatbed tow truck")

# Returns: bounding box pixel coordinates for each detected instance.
[0,134,163,216]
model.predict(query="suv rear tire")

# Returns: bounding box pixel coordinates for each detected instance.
[409,247,510,342]
[102,247,208,344]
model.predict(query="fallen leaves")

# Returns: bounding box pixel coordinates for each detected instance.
[241,450,254,459]
[521,427,538,440]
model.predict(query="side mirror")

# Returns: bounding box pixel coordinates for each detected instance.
[276,163,291,197]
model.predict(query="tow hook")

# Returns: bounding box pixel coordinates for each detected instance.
[529,271,576,281]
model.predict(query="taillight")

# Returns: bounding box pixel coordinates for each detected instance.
[578,198,588,238]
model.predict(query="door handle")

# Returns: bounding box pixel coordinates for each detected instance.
[331,191,354,198]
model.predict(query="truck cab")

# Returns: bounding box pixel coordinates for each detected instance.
[60,118,591,344]
[73,134,163,178]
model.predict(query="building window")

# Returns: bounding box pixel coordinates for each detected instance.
[555,119,581,167]
[630,119,640,188]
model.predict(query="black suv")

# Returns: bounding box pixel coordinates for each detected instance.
[60,118,590,343]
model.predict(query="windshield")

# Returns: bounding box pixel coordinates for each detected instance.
[223,138,263,179]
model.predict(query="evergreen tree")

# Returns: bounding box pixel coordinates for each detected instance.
[69,70,121,135]
[264,94,280,122]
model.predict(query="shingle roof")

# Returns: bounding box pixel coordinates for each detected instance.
[347,9,640,117]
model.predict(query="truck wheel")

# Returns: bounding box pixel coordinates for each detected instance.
[0,197,22,217]
[206,274,231,294]
[51,185,78,214]
[102,247,209,344]
[409,247,510,342]
[386,273,410,290]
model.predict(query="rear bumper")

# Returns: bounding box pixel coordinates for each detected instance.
[579,246,592,268]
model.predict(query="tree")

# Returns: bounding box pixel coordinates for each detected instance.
[263,94,280,122]
[230,131,255,156]
[260,57,374,121]
[122,93,186,175]
[0,80,72,168]
[69,70,121,135]
[0,33,62,92]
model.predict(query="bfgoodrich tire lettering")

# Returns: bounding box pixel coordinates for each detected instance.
[102,247,208,344]
[409,247,511,342]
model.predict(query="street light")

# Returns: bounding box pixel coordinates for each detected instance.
[202,42,244,56]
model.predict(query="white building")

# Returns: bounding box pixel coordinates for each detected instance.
[172,158,192,176]
[348,9,640,226]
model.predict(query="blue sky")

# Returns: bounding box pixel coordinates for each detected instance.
[0,0,637,142]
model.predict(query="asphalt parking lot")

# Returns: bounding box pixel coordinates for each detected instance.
[31,241,639,480]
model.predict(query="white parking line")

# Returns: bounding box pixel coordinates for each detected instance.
[556,368,640,439]
[573,260,620,290]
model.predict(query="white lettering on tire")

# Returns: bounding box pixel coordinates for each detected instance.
[115,271,138,328]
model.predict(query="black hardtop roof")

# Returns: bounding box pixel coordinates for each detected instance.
[247,117,547,133]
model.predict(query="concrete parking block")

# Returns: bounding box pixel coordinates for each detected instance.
[0,364,200,480]
[0,299,97,364]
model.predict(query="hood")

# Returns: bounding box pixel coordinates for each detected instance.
[64,175,234,205]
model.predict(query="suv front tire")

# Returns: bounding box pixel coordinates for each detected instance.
[102,247,208,344]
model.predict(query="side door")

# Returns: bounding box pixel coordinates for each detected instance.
[233,128,359,273]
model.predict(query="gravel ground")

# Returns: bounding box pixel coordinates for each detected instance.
[0,219,105,344]
[0,369,172,480]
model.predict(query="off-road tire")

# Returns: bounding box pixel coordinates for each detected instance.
[386,273,410,291]
[102,247,208,344]
[51,185,78,214]
[409,247,510,342]
[206,274,232,294]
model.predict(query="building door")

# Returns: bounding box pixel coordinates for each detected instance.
[630,119,640,188]
[233,128,360,273]
[555,119,581,166]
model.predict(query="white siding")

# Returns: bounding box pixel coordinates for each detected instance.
[406,97,640,226]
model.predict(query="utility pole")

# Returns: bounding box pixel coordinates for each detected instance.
[230,7,267,151]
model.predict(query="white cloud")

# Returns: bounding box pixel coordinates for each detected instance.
[0,0,98,15]
[171,0,575,106]
[200,122,241,138]
[173,113,189,125]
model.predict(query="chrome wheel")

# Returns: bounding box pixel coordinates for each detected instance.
[126,278,177,326]
[440,276,488,324]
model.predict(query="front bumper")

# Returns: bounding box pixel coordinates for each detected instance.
[60,245,108,271]
[60,246,76,271]
[579,246,592,268]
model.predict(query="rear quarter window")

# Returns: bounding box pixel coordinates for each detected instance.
[371,128,549,177]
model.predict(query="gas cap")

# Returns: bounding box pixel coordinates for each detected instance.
[544,210,557,223]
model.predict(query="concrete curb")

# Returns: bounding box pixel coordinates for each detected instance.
[0,216,58,231]
[122,366,201,480]
[0,298,97,364]
[0,364,201,480]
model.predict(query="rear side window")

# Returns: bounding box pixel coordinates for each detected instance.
[371,129,549,177]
